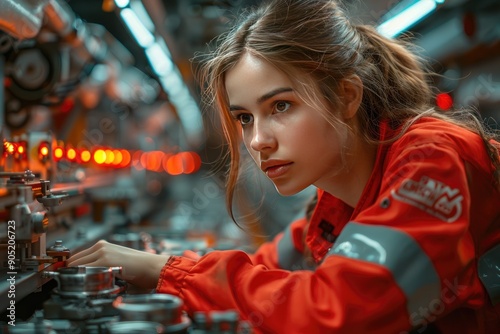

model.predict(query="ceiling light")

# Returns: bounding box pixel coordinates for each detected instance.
[114,0,130,9]
[120,8,154,47]
[377,0,439,38]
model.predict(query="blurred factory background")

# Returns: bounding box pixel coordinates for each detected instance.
[1,0,499,332]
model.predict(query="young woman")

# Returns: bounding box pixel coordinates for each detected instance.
[67,0,500,333]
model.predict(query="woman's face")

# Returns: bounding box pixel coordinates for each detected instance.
[225,53,349,195]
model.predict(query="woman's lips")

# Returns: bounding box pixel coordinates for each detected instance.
[265,162,293,179]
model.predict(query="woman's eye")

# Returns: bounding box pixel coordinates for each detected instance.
[274,101,291,113]
[238,114,253,125]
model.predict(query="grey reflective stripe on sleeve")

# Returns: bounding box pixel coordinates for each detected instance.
[478,244,500,306]
[326,222,440,316]
[277,224,315,271]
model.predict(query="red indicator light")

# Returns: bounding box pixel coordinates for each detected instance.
[4,141,15,155]
[120,150,131,167]
[38,142,50,160]
[191,152,202,172]
[54,147,64,160]
[180,152,195,174]
[93,149,106,165]
[14,142,28,160]
[67,148,77,161]
[436,93,453,111]
[59,97,75,113]
[166,154,184,175]
[81,150,91,163]
[112,150,123,166]
[104,149,115,165]
[145,151,164,171]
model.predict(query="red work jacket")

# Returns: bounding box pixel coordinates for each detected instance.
[156,117,500,333]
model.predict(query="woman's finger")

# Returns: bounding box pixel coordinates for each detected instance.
[67,252,99,266]
[67,240,108,263]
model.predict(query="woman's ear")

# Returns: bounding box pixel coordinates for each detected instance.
[340,75,363,120]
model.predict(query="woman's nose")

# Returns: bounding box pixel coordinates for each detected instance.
[250,121,276,152]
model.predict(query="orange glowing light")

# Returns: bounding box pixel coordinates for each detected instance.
[93,149,107,164]
[166,154,183,175]
[104,149,115,164]
[110,150,121,165]
[39,143,50,158]
[145,151,163,171]
[120,150,131,167]
[192,152,202,172]
[140,152,148,169]
[54,147,64,160]
[81,150,91,162]
[162,153,172,172]
[17,145,24,154]
[67,148,77,160]
[180,152,195,174]
[4,142,15,154]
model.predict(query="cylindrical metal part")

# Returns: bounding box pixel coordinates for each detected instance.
[43,0,75,38]
[106,321,165,334]
[112,294,183,326]
[42,266,121,293]
[31,211,48,235]
[0,0,50,40]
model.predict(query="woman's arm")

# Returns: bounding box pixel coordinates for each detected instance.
[67,240,170,289]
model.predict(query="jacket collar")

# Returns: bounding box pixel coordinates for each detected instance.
[305,120,396,262]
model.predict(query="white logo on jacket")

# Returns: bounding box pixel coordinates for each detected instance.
[391,176,463,222]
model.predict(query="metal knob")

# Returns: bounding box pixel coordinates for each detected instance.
[31,211,48,234]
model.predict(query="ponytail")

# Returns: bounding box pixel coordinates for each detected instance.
[353,25,433,141]
[354,25,500,186]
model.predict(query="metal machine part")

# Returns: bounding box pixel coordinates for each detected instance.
[106,321,165,334]
[113,293,191,333]
[43,266,122,296]
[0,170,69,312]
[1,171,67,271]
[0,0,49,40]
[112,293,183,325]
[0,170,250,332]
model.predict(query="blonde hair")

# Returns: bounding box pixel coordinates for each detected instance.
[196,0,500,220]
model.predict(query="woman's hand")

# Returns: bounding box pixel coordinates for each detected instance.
[66,240,170,289]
